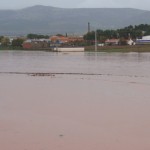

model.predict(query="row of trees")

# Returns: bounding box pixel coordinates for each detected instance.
[0,34,49,47]
[0,36,25,47]
[84,24,150,42]
[0,36,10,46]
[27,34,49,39]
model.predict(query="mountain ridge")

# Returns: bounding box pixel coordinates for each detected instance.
[0,5,150,35]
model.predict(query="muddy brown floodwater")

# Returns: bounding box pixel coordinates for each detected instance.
[0,51,150,150]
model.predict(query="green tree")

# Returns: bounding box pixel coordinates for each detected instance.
[12,38,24,47]
[84,23,150,46]
[119,37,127,45]
[84,31,95,40]
[0,36,4,43]
[1,37,10,46]
[27,34,49,39]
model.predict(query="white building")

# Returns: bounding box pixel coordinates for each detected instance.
[127,39,135,45]
[136,35,150,44]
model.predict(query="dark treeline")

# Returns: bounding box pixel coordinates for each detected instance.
[27,34,49,39]
[84,24,150,42]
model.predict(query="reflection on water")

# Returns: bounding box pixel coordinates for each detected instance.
[0,51,150,76]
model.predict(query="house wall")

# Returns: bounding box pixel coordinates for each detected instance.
[23,43,32,49]
[136,35,150,44]
[23,41,49,49]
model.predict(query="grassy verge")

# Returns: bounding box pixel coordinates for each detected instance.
[0,46,24,50]
[1,45,150,53]
[0,46,53,51]
[85,45,150,52]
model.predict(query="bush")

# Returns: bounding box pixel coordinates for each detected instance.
[12,39,24,47]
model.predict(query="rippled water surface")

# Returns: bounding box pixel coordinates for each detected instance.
[0,51,150,76]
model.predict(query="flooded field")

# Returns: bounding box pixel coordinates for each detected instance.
[0,51,150,150]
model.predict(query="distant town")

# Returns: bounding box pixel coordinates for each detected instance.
[1,24,150,51]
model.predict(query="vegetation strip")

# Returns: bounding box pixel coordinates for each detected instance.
[0,72,149,78]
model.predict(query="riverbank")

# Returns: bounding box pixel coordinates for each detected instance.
[1,45,150,52]
[0,46,53,51]
[85,45,150,52]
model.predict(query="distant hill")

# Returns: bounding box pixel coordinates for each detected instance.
[0,5,150,35]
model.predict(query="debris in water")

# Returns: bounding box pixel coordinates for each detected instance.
[59,134,64,137]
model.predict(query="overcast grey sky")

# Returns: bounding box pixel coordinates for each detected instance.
[1,0,150,10]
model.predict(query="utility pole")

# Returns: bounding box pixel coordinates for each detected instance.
[95,30,97,51]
